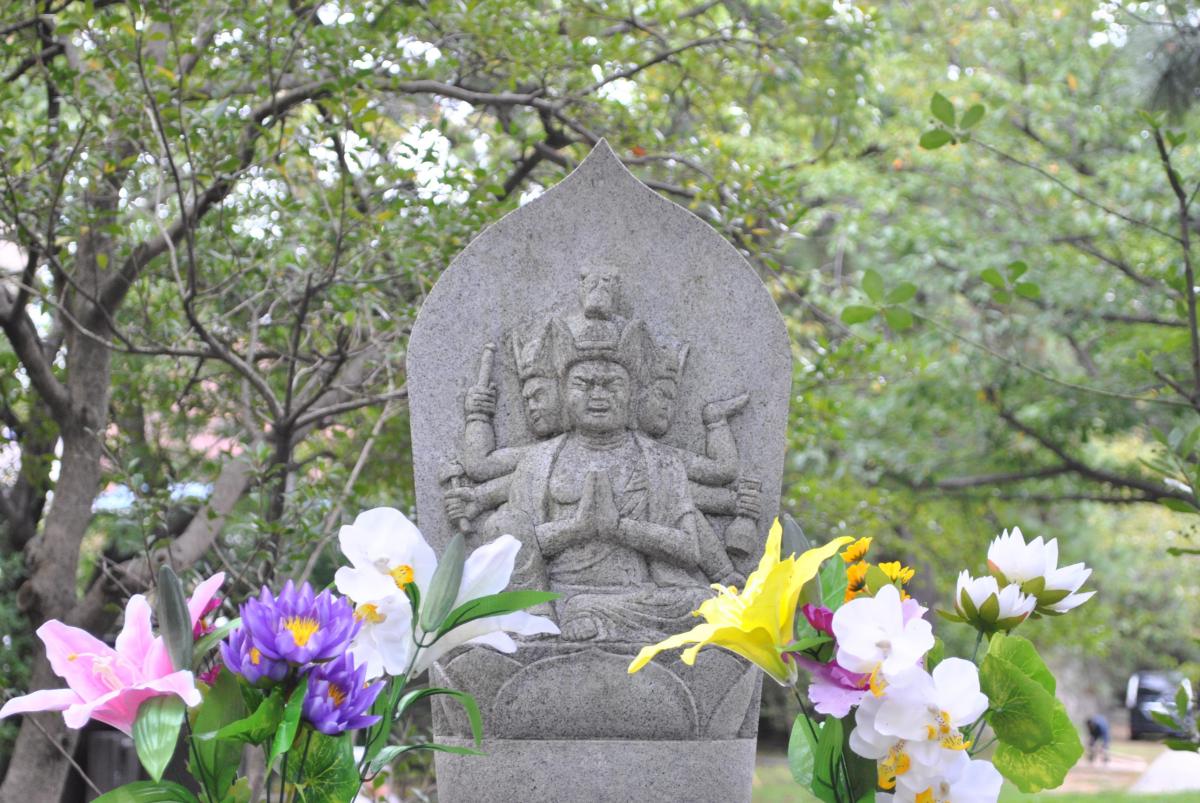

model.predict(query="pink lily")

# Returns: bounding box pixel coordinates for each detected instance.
[0,572,224,735]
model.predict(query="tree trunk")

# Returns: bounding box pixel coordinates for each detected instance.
[3,332,110,802]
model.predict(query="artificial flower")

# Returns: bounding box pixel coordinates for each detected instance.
[879,561,916,585]
[832,584,934,695]
[845,561,870,602]
[629,521,852,684]
[894,756,1003,803]
[841,537,873,563]
[848,692,924,791]
[948,571,1036,634]
[801,604,834,636]
[874,659,988,765]
[0,573,227,735]
[334,507,438,605]
[237,580,359,666]
[792,654,869,717]
[986,528,1093,615]
[221,626,288,685]
[338,508,558,678]
[301,653,383,735]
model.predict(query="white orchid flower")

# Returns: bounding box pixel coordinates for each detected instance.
[874,659,988,767]
[951,571,1036,634]
[336,507,558,678]
[894,756,1003,803]
[833,584,934,697]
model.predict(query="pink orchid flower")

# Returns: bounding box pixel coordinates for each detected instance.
[0,572,224,735]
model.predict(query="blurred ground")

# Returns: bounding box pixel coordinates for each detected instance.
[752,738,1200,802]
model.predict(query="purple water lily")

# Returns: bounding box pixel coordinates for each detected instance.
[302,653,383,735]
[221,627,289,685]
[240,580,359,666]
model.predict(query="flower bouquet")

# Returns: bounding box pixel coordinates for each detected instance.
[631,517,1093,803]
[0,507,558,802]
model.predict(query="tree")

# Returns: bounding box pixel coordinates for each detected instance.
[0,1,868,796]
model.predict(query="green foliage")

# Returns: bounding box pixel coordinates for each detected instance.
[283,729,361,803]
[189,670,247,798]
[981,635,1083,792]
[132,697,186,783]
[92,781,200,803]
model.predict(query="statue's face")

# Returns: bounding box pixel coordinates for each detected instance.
[638,378,677,438]
[564,360,632,433]
[521,376,562,437]
[580,268,619,319]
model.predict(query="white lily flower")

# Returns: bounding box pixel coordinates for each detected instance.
[833,584,934,696]
[986,527,1093,616]
[336,507,559,678]
[952,572,1035,634]
[875,659,988,767]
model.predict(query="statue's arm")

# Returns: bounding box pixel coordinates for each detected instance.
[683,420,739,485]
[535,519,591,558]
[615,517,700,569]
[691,483,737,516]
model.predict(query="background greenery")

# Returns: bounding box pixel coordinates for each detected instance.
[1,0,1198,796]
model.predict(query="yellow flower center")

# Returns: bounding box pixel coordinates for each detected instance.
[389,564,415,590]
[355,603,386,624]
[877,741,910,790]
[328,683,346,708]
[283,616,320,647]
[926,707,971,750]
[250,647,262,666]
[845,562,870,601]
[869,663,888,697]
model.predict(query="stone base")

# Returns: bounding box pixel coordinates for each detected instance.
[433,737,756,803]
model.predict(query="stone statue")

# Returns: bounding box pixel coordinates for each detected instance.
[406,140,793,802]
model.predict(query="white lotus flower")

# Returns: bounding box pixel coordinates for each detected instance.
[874,659,988,768]
[952,571,1036,634]
[985,527,1093,616]
[336,507,559,678]
[833,584,934,696]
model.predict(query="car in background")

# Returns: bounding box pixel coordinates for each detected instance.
[1126,670,1194,740]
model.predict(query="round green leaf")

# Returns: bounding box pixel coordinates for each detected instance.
[960,103,986,129]
[919,129,953,150]
[931,92,956,127]
[840,305,878,325]
[884,306,914,331]
[862,269,885,302]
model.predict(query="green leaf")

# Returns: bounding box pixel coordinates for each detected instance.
[819,557,849,613]
[132,696,186,783]
[205,687,283,745]
[193,618,241,669]
[1150,710,1179,729]
[840,305,878,325]
[926,637,945,671]
[435,590,560,636]
[960,103,986,129]
[363,679,404,765]
[285,729,361,803]
[980,268,1007,289]
[1007,260,1028,280]
[992,706,1083,793]
[269,675,309,767]
[93,781,200,803]
[157,565,193,672]
[862,269,885,302]
[1165,739,1200,752]
[780,513,813,559]
[397,687,483,746]
[788,713,819,787]
[930,92,956,127]
[367,742,485,776]
[988,635,1056,695]
[1161,498,1199,514]
[421,532,467,632]
[189,668,246,796]
[919,129,953,150]
[993,289,1012,304]
[884,306,914,331]
[1014,282,1041,300]
[980,656,1056,752]
[811,715,845,803]
[782,635,833,654]
[886,283,917,304]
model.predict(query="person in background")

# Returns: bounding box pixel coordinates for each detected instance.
[1086,713,1111,764]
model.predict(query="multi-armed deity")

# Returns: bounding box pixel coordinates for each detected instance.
[443,263,761,644]
[407,141,792,801]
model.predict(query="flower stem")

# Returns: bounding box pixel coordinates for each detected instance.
[971,629,985,664]
[790,687,851,803]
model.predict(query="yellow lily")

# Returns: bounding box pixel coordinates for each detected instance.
[628,520,852,685]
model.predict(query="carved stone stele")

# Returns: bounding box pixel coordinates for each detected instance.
[407,141,791,802]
